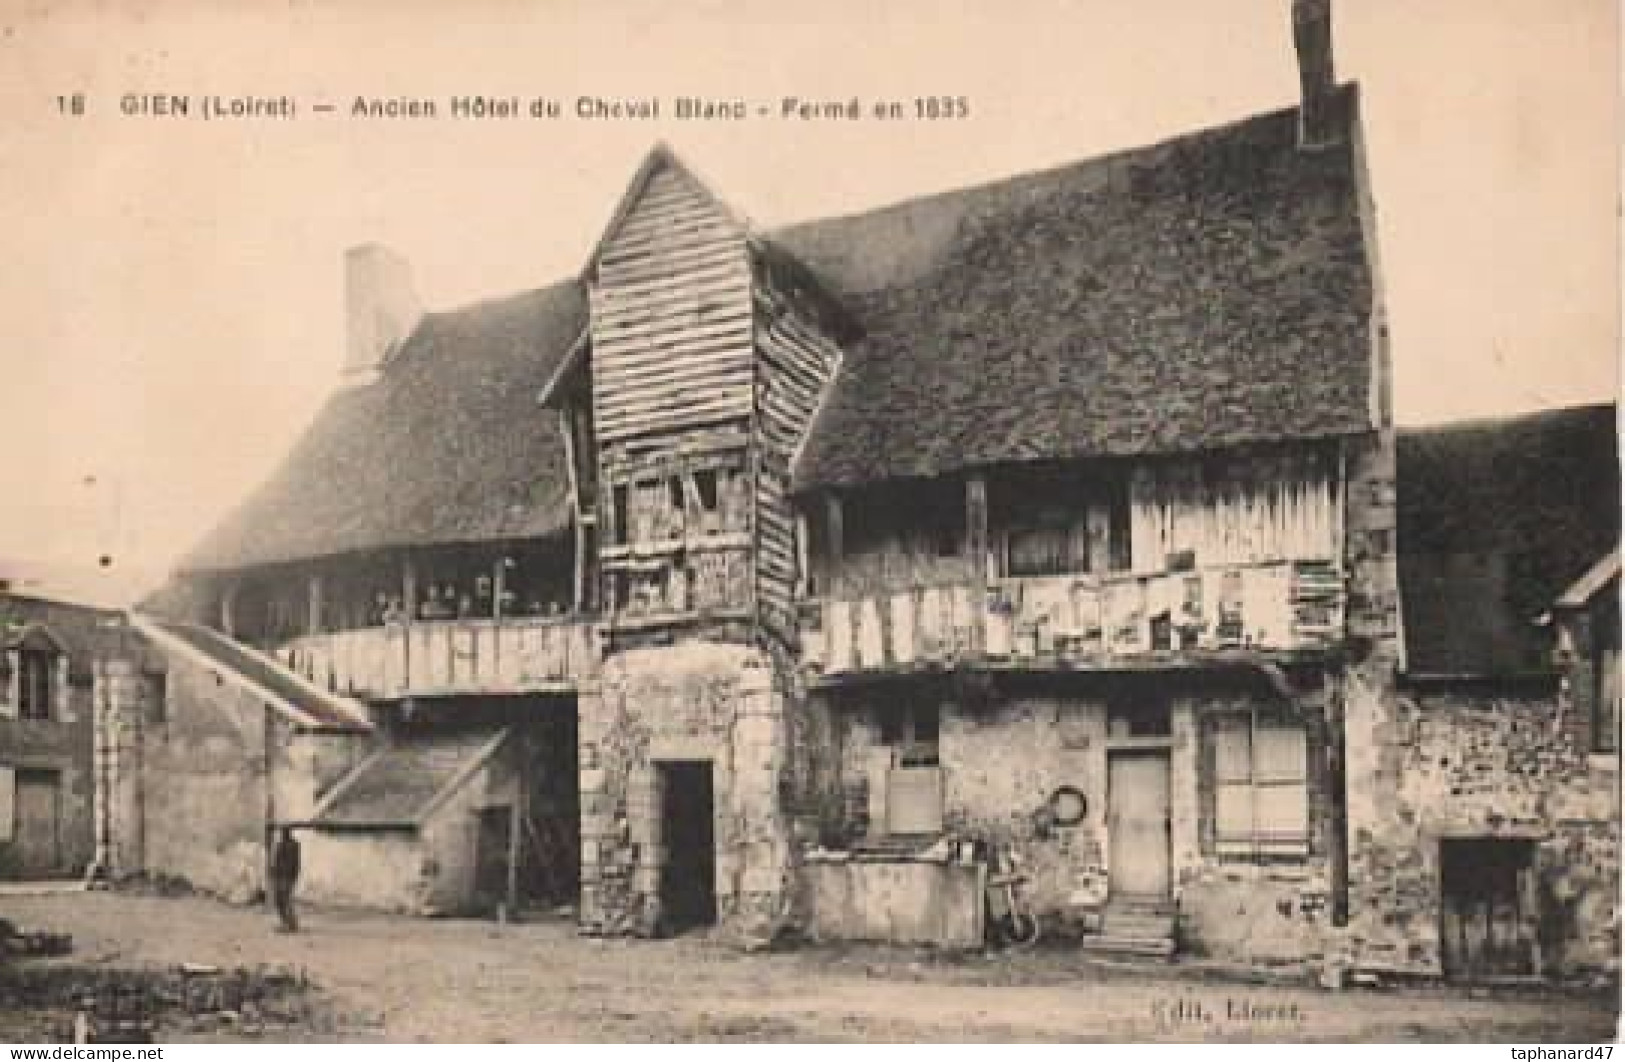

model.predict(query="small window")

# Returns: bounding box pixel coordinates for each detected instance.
[878,702,940,766]
[17,650,55,722]
[1210,711,1309,858]
[610,484,629,546]
[693,470,719,512]
[1109,698,1170,738]
[145,671,168,726]
[1007,525,1079,578]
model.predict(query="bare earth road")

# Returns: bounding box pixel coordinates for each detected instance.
[1,892,1617,1043]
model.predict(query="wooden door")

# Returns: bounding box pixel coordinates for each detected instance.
[1109,752,1170,899]
[1440,839,1537,978]
[14,771,61,875]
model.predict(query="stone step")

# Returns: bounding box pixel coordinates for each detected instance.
[1105,896,1176,917]
[1078,934,1177,959]
[1103,915,1176,938]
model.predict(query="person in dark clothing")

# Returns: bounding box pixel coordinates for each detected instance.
[270,826,302,932]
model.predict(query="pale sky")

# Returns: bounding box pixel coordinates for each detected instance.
[0,0,1618,601]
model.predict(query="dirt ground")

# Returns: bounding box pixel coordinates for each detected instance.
[0,891,1617,1043]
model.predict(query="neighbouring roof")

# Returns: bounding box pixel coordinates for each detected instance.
[134,616,372,730]
[312,728,508,828]
[783,87,1374,489]
[1398,403,1620,678]
[179,88,1373,574]
[179,281,586,573]
[0,593,131,679]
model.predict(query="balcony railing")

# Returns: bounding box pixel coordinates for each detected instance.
[799,559,1343,681]
[280,615,600,700]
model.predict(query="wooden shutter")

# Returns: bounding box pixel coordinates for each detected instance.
[1212,714,1253,849]
[1253,723,1309,852]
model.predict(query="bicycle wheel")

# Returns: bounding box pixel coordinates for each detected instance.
[1003,911,1040,948]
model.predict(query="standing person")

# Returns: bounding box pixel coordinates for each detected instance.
[270,826,302,933]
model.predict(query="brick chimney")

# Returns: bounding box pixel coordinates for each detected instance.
[342,243,423,383]
[1293,0,1337,148]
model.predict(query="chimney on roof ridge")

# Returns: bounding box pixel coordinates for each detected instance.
[343,243,423,384]
[1292,0,1337,149]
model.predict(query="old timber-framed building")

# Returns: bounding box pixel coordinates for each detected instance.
[115,0,1618,980]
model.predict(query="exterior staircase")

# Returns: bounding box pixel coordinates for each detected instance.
[1078,896,1177,959]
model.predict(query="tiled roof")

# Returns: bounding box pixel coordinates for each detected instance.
[782,87,1374,488]
[178,281,586,573]
[175,88,1375,572]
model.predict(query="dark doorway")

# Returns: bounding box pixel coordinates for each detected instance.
[472,805,513,912]
[1440,838,1538,979]
[518,708,580,911]
[658,760,716,933]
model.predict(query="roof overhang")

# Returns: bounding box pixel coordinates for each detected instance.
[1556,547,1621,611]
[128,613,373,733]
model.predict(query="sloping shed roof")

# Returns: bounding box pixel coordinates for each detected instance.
[312,728,507,828]
[179,281,586,573]
[134,616,372,730]
[1398,403,1619,677]
[781,87,1375,489]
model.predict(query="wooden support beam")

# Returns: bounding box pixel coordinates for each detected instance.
[825,493,844,574]
[1325,671,1350,927]
[966,475,988,655]
[307,575,323,637]
[218,581,238,638]
[794,511,811,598]
[401,557,417,689]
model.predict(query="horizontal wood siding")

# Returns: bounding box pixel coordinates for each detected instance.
[756,302,842,640]
[591,165,753,445]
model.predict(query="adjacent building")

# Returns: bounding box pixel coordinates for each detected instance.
[0,587,125,880]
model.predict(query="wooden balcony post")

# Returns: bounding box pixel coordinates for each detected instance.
[493,558,506,622]
[401,556,417,689]
[307,574,323,637]
[218,580,238,638]
[966,475,988,655]
[824,492,844,570]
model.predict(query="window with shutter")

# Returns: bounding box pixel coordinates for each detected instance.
[18,650,55,721]
[1209,711,1310,858]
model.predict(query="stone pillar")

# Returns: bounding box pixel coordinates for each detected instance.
[576,643,801,946]
[93,658,145,879]
[1338,428,1414,973]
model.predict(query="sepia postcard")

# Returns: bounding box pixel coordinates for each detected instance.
[0,0,1619,1045]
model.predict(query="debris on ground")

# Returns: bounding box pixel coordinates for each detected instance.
[0,962,328,1043]
[0,918,73,960]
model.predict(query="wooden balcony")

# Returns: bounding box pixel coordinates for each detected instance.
[280,615,601,701]
[799,559,1344,684]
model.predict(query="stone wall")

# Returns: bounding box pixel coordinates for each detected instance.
[577,641,815,942]
[824,675,1339,963]
[298,830,429,912]
[1346,682,1619,976]
[107,645,370,903]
